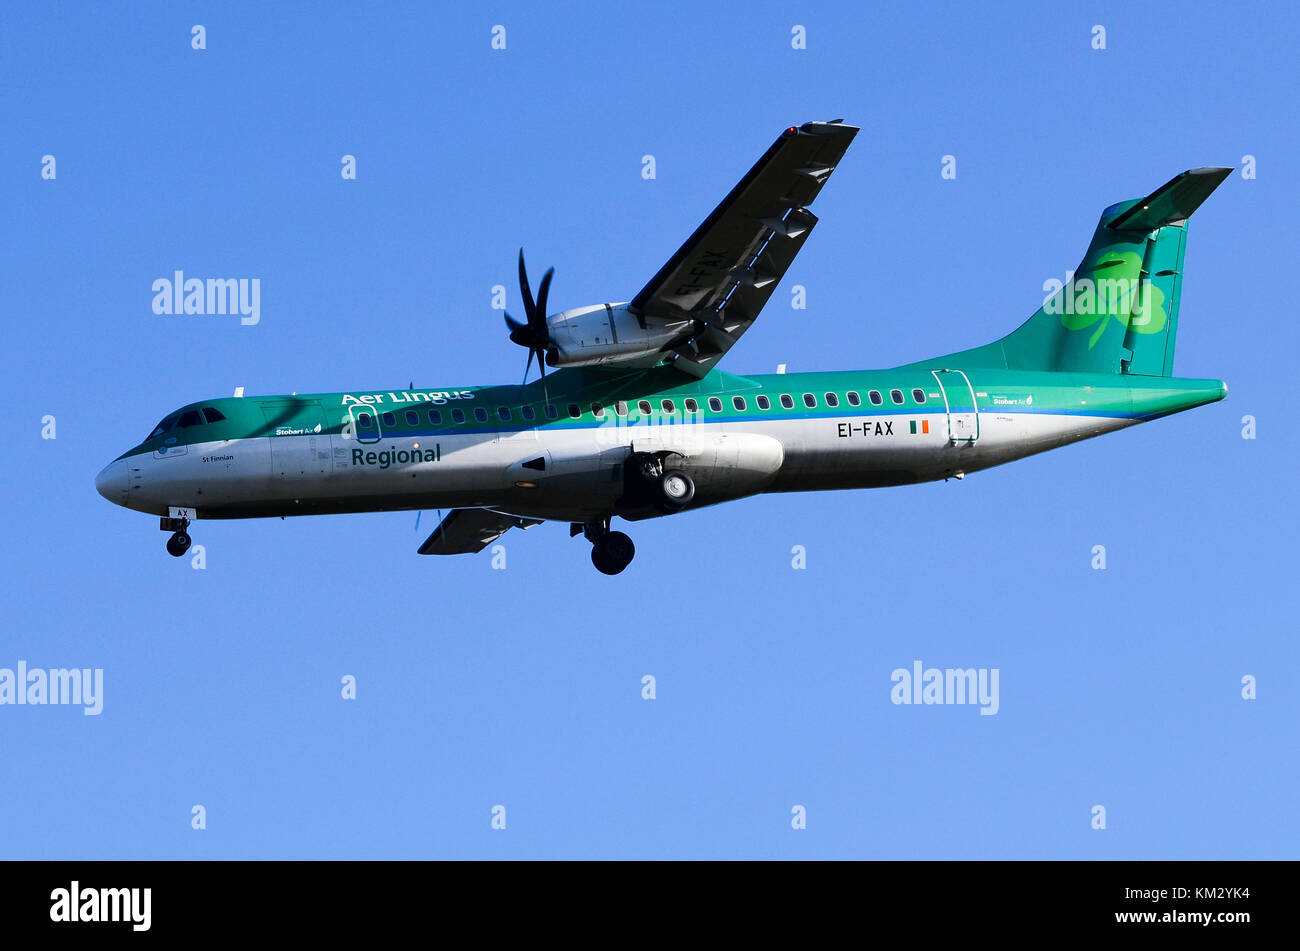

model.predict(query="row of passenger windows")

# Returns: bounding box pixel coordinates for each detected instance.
[354,388,928,430]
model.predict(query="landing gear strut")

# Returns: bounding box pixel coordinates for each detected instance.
[161,516,192,557]
[577,518,636,575]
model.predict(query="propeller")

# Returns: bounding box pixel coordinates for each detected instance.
[503,249,555,382]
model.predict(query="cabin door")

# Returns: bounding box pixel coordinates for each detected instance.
[931,370,979,443]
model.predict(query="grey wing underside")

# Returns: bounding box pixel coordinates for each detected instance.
[630,120,858,377]
[418,508,543,555]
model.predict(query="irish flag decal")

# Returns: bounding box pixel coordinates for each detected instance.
[909,419,930,435]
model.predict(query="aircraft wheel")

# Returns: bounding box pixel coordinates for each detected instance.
[655,469,695,513]
[167,531,191,557]
[591,531,635,575]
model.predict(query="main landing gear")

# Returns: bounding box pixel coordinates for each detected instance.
[628,452,695,514]
[161,516,192,557]
[574,518,636,575]
[571,455,697,575]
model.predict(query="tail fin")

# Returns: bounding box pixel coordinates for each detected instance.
[919,167,1231,376]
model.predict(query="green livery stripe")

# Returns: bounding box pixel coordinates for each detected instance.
[118,366,1226,462]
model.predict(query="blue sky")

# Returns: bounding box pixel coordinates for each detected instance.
[1,0,1295,858]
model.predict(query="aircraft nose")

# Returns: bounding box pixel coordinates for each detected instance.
[95,459,127,505]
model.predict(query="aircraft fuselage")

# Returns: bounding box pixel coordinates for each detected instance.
[96,365,1226,529]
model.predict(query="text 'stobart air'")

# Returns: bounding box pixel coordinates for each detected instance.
[96,120,1230,574]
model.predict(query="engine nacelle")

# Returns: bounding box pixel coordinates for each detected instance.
[546,303,692,369]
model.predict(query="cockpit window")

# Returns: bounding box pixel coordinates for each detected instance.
[177,410,203,428]
[202,407,227,423]
[148,413,180,440]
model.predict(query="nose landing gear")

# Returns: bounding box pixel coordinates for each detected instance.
[161,516,192,557]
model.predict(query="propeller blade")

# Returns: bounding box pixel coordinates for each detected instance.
[518,249,536,322]
[533,267,555,331]
[506,249,556,385]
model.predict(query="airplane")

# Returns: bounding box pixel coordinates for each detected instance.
[95,120,1231,574]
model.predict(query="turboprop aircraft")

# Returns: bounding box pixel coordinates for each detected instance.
[96,120,1231,574]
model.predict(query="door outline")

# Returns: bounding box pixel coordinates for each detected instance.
[931,369,980,443]
[350,404,382,444]
[262,401,330,477]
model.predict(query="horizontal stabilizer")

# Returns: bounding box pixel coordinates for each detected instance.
[418,508,542,555]
[1107,166,1232,231]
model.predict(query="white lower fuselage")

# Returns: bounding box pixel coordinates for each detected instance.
[103,408,1133,525]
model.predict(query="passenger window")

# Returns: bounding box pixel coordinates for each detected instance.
[178,410,202,428]
[708,397,722,412]
[890,389,904,405]
[474,408,488,423]
[567,404,581,419]
[638,400,652,415]
[544,405,558,420]
[498,407,512,421]
[427,409,442,425]
[452,409,466,424]
[847,392,861,407]
[405,410,419,426]
[615,401,628,417]
[381,412,396,427]
[779,394,794,409]
[591,402,605,418]
[756,395,770,410]
[869,390,883,406]
[912,388,926,404]
[357,412,374,429]
[521,406,535,421]
[802,394,817,408]
[684,398,698,413]
[732,396,746,411]
[202,407,227,424]
[661,399,675,413]
[825,392,840,408]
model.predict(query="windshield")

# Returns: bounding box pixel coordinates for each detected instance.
[147,412,181,440]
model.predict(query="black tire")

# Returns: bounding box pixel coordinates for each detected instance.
[167,531,191,557]
[656,469,695,512]
[591,531,635,575]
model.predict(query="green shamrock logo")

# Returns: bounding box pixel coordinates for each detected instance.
[1058,251,1168,348]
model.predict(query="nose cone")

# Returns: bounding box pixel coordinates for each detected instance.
[95,459,128,506]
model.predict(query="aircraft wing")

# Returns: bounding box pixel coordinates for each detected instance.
[417,508,543,555]
[629,119,858,377]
